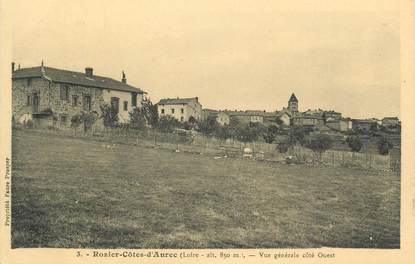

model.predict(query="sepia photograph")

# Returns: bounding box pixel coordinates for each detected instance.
[6,0,402,251]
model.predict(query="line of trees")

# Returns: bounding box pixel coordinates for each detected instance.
[69,98,394,156]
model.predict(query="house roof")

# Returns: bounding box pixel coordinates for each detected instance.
[12,66,146,94]
[382,117,399,120]
[293,114,323,120]
[157,97,199,105]
[289,93,298,102]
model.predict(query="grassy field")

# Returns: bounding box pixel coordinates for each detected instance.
[11,129,400,248]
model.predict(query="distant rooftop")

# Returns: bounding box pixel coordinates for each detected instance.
[157,97,199,105]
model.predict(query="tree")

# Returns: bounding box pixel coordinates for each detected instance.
[80,111,97,132]
[100,103,119,129]
[346,135,363,152]
[141,97,159,129]
[70,114,83,134]
[263,125,279,143]
[197,115,218,136]
[214,125,231,141]
[237,124,259,143]
[158,115,180,133]
[377,136,393,155]
[129,108,147,131]
[277,140,290,153]
[288,126,307,145]
[303,134,333,162]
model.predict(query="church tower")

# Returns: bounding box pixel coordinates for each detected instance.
[288,93,298,112]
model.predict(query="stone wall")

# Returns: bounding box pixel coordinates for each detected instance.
[12,77,105,129]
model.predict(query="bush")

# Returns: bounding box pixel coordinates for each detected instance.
[81,111,97,132]
[197,115,219,136]
[377,136,393,155]
[277,141,290,153]
[303,134,333,162]
[263,125,279,143]
[288,126,307,145]
[100,104,119,129]
[129,108,147,130]
[158,116,181,133]
[346,135,362,152]
[71,114,83,133]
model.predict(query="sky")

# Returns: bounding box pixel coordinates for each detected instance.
[10,0,400,119]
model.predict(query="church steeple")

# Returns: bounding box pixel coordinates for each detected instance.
[288,93,299,112]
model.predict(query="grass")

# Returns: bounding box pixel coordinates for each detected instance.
[11,129,400,248]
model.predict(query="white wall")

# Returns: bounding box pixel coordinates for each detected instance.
[102,89,143,122]
[157,99,202,122]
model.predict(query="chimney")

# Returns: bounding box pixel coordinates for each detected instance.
[122,70,126,83]
[195,97,198,101]
[11,62,15,72]
[85,67,93,77]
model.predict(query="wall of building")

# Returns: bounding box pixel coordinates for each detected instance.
[158,100,202,122]
[12,77,149,129]
[102,89,143,123]
[217,112,230,125]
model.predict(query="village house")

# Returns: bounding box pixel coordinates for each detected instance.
[352,119,378,132]
[262,111,291,127]
[291,114,324,127]
[382,117,400,127]
[216,110,264,125]
[12,63,146,128]
[326,118,353,132]
[201,109,219,120]
[157,97,202,122]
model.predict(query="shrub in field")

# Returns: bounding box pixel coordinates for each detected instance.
[288,126,307,145]
[70,114,82,134]
[236,123,264,143]
[100,103,119,129]
[277,141,290,153]
[141,98,159,129]
[377,136,393,155]
[158,116,181,133]
[346,135,363,152]
[197,115,218,136]
[303,133,333,162]
[263,125,279,143]
[214,125,231,141]
[129,108,147,131]
[81,111,97,132]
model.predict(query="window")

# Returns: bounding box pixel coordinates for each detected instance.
[131,93,137,107]
[60,85,70,101]
[161,109,165,114]
[180,116,184,122]
[181,108,184,114]
[83,95,92,111]
[171,109,175,114]
[72,95,78,107]
[123,101,128,111]
[26,95,31,106]
[110,97,119,114]
[27,78,32,87]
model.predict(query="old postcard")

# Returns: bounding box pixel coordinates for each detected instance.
[0,0,414,263]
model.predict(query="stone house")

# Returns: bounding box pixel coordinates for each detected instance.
[157,97,202,122]
[381,117,400,127]
[352,119,378,132]
[291,114,324,127]
[12,63,146,129]
[326,118,352,132]
[216,110,265,125]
